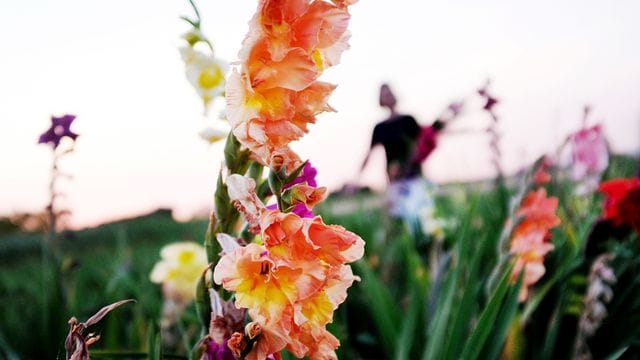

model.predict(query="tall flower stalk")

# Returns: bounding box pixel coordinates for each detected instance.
[37,113,79,357]
[478,80,504,182]
[38,114,78,245]
[189,1,362,359]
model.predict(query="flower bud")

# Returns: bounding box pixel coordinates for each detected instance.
[227,332,248,358]
[245,321,262,340]
[182,29,204,47]
[270,154,285,174]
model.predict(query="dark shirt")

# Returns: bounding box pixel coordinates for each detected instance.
[371,115,422,179]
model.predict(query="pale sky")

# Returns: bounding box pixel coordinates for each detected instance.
[1,0,639,228]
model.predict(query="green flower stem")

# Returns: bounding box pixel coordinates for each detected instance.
[186,0,201,27]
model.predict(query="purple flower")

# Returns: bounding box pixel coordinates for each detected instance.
[284,162,317,189]
[266,202,314,218]
[478,87,498,112]
[206,338,235,360]
[38,114,78,149]
[290,202,314,218]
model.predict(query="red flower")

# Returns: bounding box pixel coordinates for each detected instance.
[598,177,640,235]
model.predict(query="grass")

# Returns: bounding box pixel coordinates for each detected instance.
[0,154,638,359]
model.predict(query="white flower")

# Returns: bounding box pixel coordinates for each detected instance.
[198,123,230,144]
[180,46,227,110]
[150,241,208,302]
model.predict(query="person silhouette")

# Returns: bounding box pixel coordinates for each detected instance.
[360,83,450,236]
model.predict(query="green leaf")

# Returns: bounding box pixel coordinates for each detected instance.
[459,262,515,360]
[147,321,162,360]
[195,267,212,329]
[179,16,199,29]
[213,173,240,235]
[282,160,308,184]
[256,179,271,201]
[442,198,484,360]
[204,215,220,267]
[422,262,457,360]
[394,281,423,360]
[353,260,399,358]
[603,347,629,360]
[442,246,483,360]
[224,133,251,174]
[481,271,524,360]
[246,161,264,182]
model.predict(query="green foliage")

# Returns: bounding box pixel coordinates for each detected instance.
[0,155,638,359]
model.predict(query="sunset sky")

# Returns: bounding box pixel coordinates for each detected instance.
[1,0,639,228]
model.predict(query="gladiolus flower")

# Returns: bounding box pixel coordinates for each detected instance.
[205,338,235,360]
[216,174,363,359]
[571,124,608,180]
[38,114,78,149]
[598,177,640,235]
[532,157,552,186]
[509,188,560,301]
[570,124,609,194]
[181,46,227,111]
[199,124,230,144]
[288,184,327,208]
[225,0,352,168]
[285,162,318,188]
[150,242,208,302]
[214,243,301,320]
[267,202,315,218]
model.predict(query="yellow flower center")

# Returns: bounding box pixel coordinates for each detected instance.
[178,250,195,265]
[199,65,224,90]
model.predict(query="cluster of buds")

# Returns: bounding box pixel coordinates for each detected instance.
[573,255,617,360]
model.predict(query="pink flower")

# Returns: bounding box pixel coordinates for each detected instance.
[571,124,608,182]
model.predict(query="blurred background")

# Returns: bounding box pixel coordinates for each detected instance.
[1,0,638,228]
[1,0,639,359]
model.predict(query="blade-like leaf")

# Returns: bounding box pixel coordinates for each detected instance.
[195,267,212,329]
[481,271,524,360]
[354,260,400,357]
[394,281,423,360]
[85,299,135,328]
[147,321,161,360]
[459,262,515,360]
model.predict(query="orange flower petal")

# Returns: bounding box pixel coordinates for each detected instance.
[250,44,318,91]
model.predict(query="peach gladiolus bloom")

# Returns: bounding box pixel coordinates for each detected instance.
[215,175,363,359]
[509,188,560,301]
[225,0,352,168]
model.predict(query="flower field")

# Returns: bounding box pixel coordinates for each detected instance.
[0,155,638,359]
